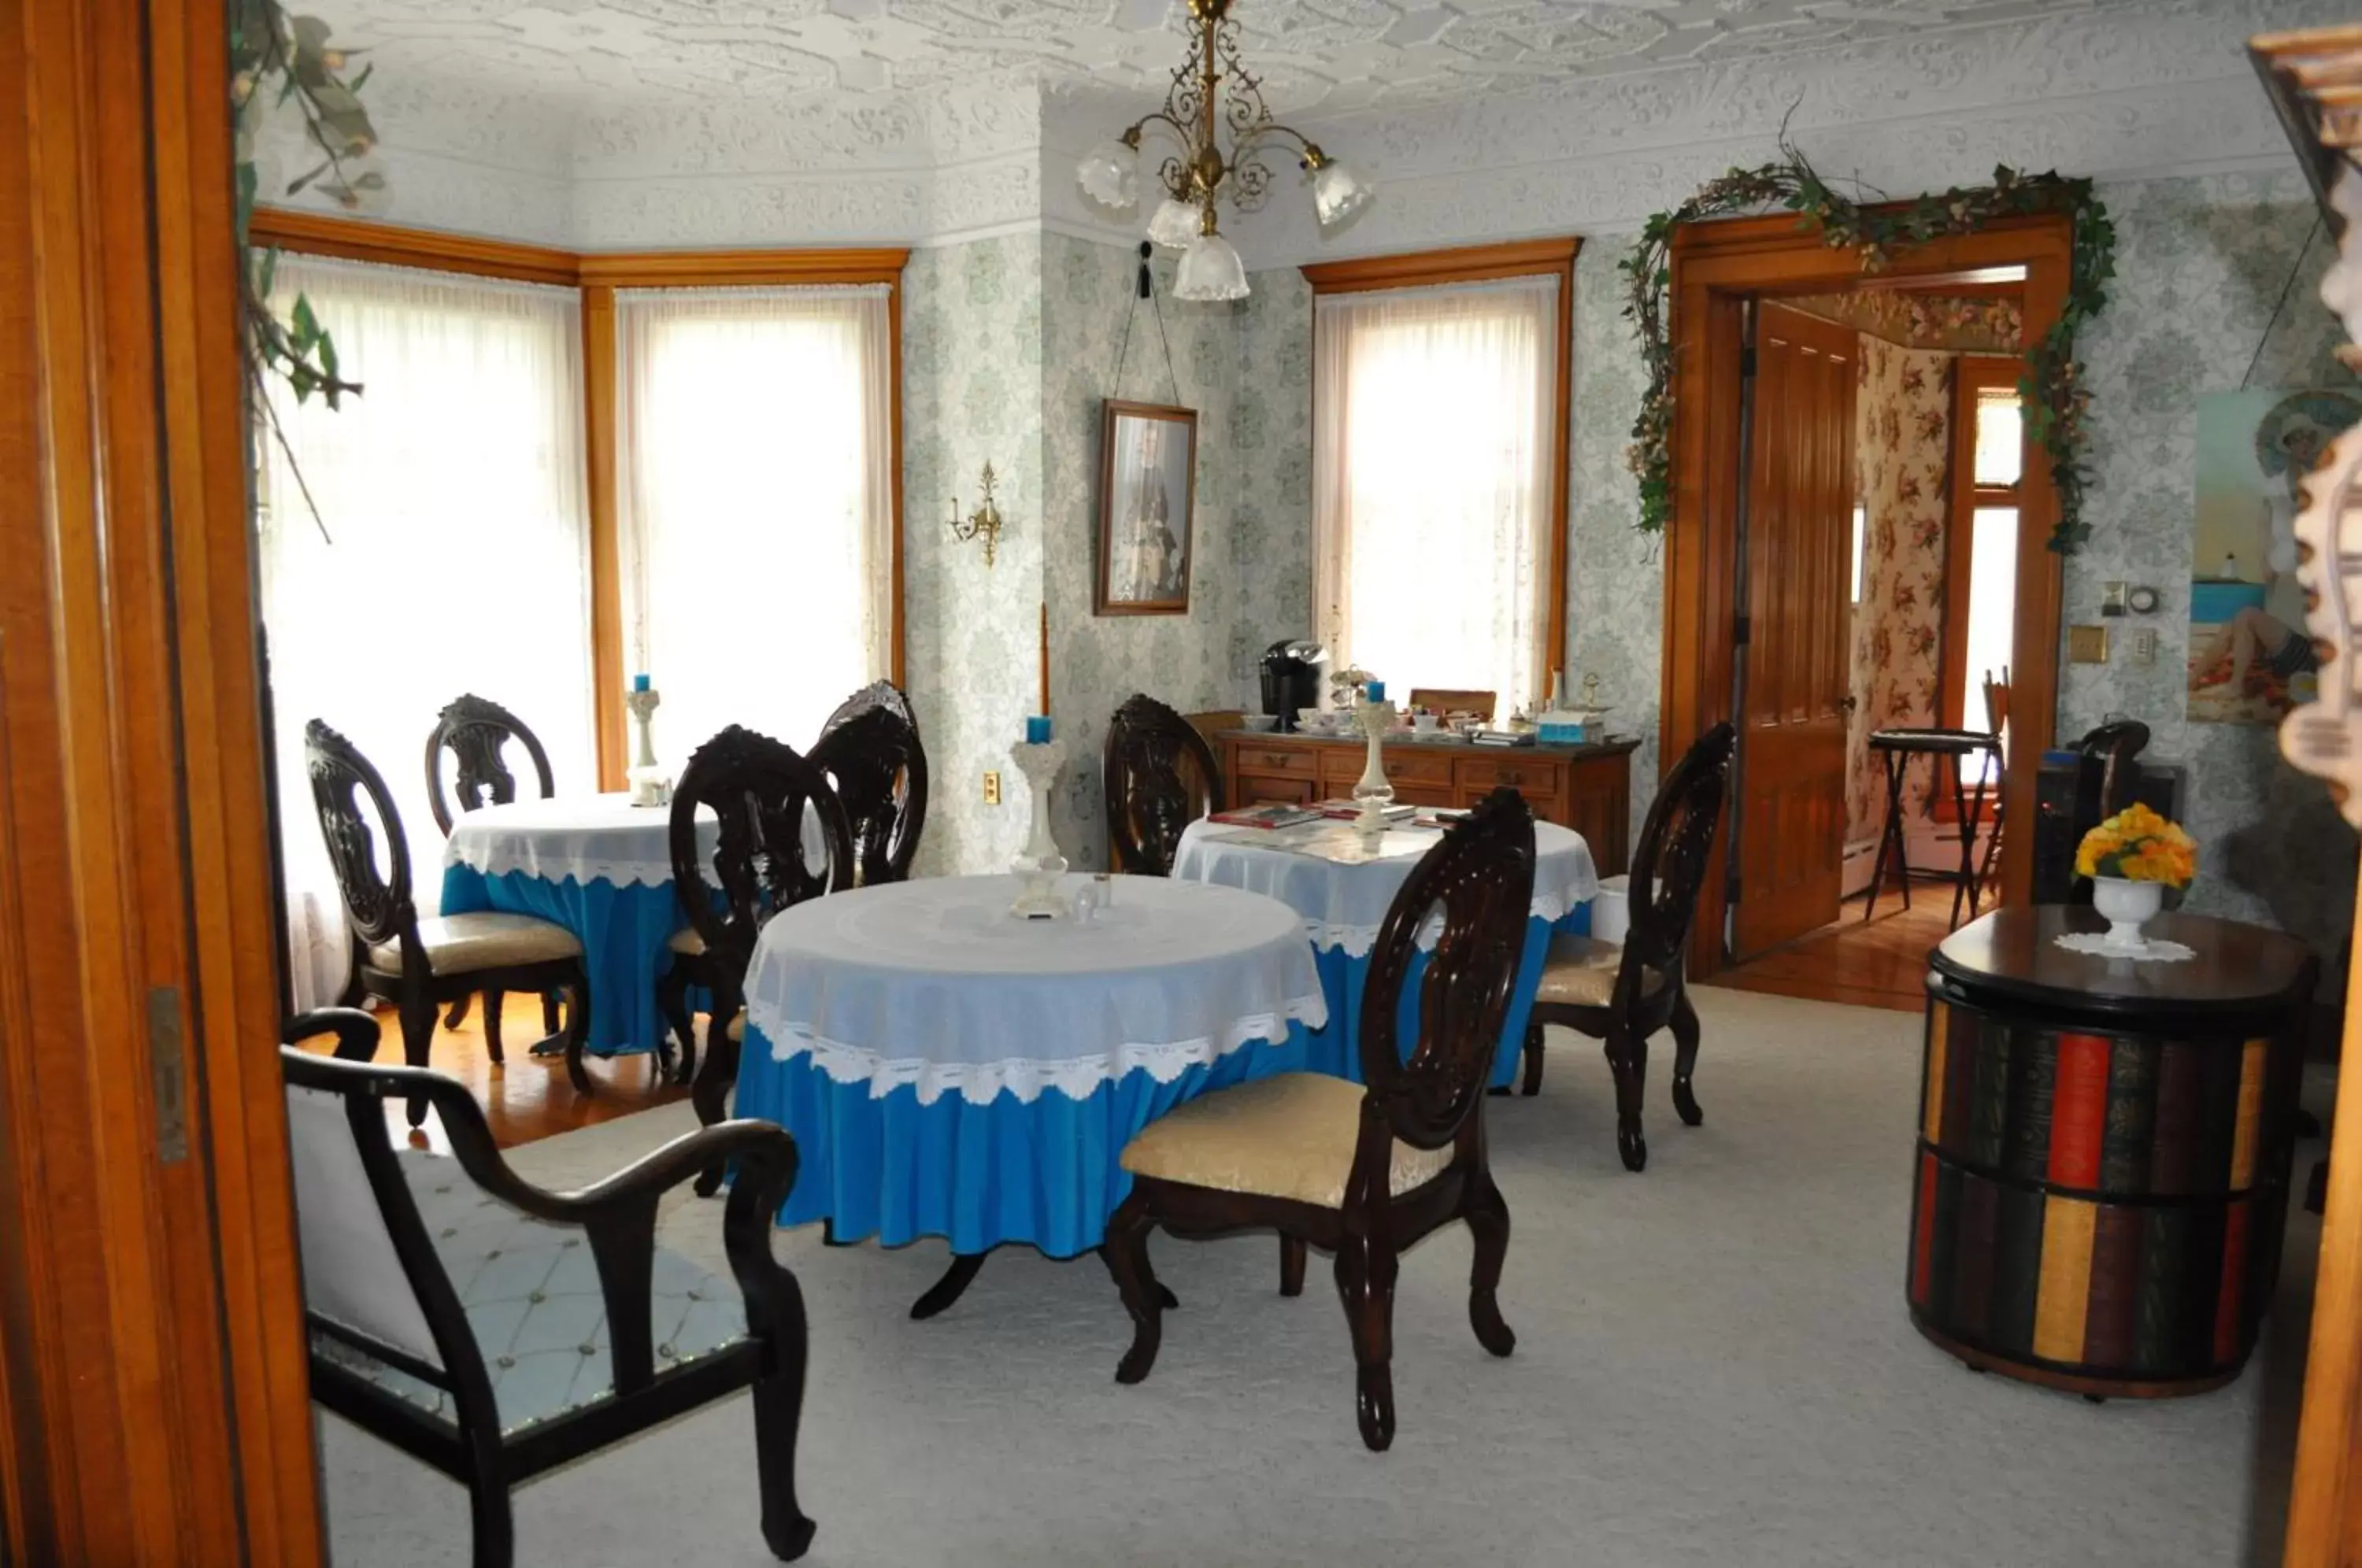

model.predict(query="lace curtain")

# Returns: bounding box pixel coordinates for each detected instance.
[258,256,594,1010]
[1312,275,1558,718]
[614,286,894,768]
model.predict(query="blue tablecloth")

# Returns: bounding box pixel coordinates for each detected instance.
[735,874,1327,1258]
[439,864,683,1058]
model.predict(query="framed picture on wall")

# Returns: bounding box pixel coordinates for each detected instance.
[1095,398,1198,616]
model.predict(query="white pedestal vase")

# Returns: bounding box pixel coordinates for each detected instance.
[2090,875,2164,952]
[1009,740,1070,918]
[1350,699,1398,843]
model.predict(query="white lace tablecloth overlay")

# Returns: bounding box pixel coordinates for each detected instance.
[442,793,721,889]
[2052,932,2197,963]
[1171,818,1599,956]
[742,875,1327,1107]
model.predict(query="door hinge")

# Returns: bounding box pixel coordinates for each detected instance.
[1739,345,1758,378]
[1733,613,1752,647]
[147,986,189,1163]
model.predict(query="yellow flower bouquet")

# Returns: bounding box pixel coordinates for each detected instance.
[2074,801,2197,889]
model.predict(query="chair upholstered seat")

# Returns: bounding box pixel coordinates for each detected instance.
[1532,932,1663,1009]
[367,912,580,978]
[1120,1072,1453,1210]
[313,1148,746,1437]
[668,926,705,956]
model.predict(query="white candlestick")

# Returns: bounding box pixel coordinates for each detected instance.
[624,685,671,806]
[1009,739,1069,917]
[1351,698,1397,842]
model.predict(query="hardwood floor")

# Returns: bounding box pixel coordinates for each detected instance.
[1705,886,1957,1012]
[294,998,694,1150]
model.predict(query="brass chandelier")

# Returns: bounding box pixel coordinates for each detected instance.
[1075,0,1372,302]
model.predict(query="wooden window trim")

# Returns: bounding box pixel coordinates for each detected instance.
[246,209,911,789]
[1938,354,2026,735]
[1301,238,1579,696]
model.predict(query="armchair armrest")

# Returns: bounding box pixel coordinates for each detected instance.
[283,1006,382,1061]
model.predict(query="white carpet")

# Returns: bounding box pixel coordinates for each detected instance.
[317,987,2320,1567]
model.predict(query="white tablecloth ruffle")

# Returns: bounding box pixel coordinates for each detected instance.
[743,874,1327,1107]
[1172,817,1598,956]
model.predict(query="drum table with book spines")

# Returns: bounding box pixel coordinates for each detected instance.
[1911,904,2316,1399]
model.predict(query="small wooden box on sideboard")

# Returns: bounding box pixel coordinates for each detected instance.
[1217,731,1640,877]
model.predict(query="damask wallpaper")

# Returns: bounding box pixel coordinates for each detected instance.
[1845,338,1954,844]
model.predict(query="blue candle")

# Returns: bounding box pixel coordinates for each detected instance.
[1365,679,1385,702]
[631,672,651,692]
[1026,715,1053,744]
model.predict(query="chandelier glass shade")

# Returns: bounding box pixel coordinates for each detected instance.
[1074,0,1369,301]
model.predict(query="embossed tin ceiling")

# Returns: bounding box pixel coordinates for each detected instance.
[298,0,2112,112]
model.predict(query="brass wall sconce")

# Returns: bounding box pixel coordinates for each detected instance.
[949,461,1005,568]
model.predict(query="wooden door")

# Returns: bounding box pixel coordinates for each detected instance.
[1731,302,1857,958]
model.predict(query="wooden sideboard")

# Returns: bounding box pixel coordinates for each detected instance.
[1216,731,1641,876]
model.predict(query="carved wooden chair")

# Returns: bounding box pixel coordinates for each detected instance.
[306,719,592,1126]
[808,680,927,887]
[1104,693,1224,875]
[1103,788,1538,1452]
[424,693,556,835]
[425,693,562,1045]
[283,1008,815,1567]
[1520,721,1735,1172]
[655,726,853,1194]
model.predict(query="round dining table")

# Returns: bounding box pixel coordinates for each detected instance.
[439,793,717,1062]
[734,872,1325,1315]
[1171,816,1598,1089]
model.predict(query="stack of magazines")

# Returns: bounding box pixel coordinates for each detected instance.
[1207,803,1322,830]
[1470,729,1536,747]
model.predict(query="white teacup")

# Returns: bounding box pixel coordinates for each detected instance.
[1297,707,1326,732]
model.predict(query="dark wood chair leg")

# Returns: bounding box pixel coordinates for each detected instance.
[748,1307,818,1560]
[561,964,593,1096]
[464,1449,513,1568]
[482,988,505,1067]
[1520,1023,1546,1096]
[909,1252,989,1320]
[691,1011,741,1199]
[1103,1193,1164,1385]
[1279,1233,1306,1296]
[443,994,472,1030]
[1335,1230,1399,1452]
[398,995,437,1129]
[1464,1174,1516,1358]
[540,988,560,1038]
[1668,988,1704,1128]
[1606,1027,1648,1172]
[656,967,697,1088]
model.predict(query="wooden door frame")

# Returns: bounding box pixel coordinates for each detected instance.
[1661,210,2071,980]
[1,0,324,1561]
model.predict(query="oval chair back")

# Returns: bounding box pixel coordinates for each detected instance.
[305,718,421,969]
[669,725,854,989]
[809,681,927,886]
[1103,693,1224,875]
[423,693,555,835]
[1623,721,1736,991]
[1357,787,1537,1152]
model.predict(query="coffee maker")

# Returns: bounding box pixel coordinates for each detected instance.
[1260,640,1325,731]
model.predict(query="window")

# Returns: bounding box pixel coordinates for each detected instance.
[257,255,593,1008]
[1310,264,1566,717]
[1851,501,1868,606]
[1942,361,2023,756]
[615,287,896,765]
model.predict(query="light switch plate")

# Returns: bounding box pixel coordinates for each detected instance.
[983,770,1002,806]
[2101,581,2128,616]
[2068,624,2111,664]
[2131,627,2158,666]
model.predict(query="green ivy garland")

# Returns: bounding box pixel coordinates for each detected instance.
[1621,152,2115,553]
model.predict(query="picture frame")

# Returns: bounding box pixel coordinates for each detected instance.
[1095,398,1198,616]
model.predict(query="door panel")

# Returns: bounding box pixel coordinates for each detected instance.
[1733,303,1857,958]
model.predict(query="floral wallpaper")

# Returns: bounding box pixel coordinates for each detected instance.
[1786,290,2023,355]
[901,234,1046,879]
[1845,338,1953,843]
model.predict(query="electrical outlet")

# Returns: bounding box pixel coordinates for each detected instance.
[983,770,1002,806]
[2131,627,2159,666]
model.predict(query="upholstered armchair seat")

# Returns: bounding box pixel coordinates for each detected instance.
[1120,1072,1454,1209]
[313,1148,748,1437]
[368,911,581,978]
[1531,933,1664,1009]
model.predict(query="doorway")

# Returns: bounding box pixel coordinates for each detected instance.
[1657,212,2071,987]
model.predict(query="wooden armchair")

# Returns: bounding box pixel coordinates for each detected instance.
[306,719,591,1125]
[809,680,927,887]
[654,726,853,1193]
[1522,721,1735,1172]
[425,692,562,1046]
[282,1008,815,1566]
[1104,693,1224,875]
[1102,788,1538,1451]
